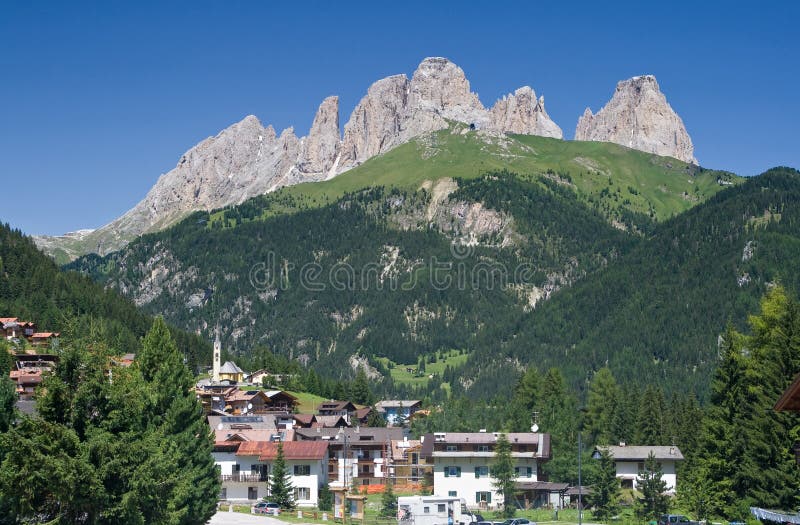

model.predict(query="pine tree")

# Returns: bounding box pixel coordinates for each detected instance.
[270,441,295,510]
[380,481,397,517]
[585,367,619,446]
[0,346,16,433]
[490,433,517,518]
[318,483,333,511]
[635,452,669,521]
[635,385,667,446]
[590,448,620,521]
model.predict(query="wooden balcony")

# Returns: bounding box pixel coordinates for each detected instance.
[220,473,268,483]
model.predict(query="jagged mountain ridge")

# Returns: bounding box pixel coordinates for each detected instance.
[36,57,563,260]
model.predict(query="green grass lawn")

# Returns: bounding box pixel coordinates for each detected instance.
[287,390,328,414]
[375,350,468,394]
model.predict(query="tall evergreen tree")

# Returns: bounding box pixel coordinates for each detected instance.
[635,385,667,446]
[270,441,295,510]
[380,481,397,517]
[490,433,517,518]
[585,367,619,446]
[635,452,669,521]
[0,347,16,433]
[590,448,620,522]
[691,288,800,517]
[318,483,333,512]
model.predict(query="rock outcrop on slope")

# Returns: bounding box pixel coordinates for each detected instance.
[575,75,696,164]
[489,86,563,138]
[36,57,564,258]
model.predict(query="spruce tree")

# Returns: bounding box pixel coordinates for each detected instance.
[635,452,669,521]
[0,347,16,433]
[318,483,333,511]
[490,433,517,518]
[270,441,295,509]
[590,448,620,522]
[380,481,397,517]
[585,367,619,446]
[635,385,666,446]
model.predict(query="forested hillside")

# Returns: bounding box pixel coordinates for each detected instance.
[0,224,210,368]
[68,166,800,399]
[459,167,800,399]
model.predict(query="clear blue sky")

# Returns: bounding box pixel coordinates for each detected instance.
[2,1,798,236]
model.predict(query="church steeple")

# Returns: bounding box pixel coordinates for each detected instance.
[212,329,221,383]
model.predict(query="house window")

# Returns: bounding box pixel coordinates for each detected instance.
[637,462,645,472]
[231,464,241,474]
[248,486,258,500]
[220,487,227,500]
[424,507,430,514]
[476,492,492,504]
[446,445,459,452]
[411,453,419,464]
[437,504,446,513]
[294,465,311,476]
[514,466,533,478]
[476,445,490,452]
[444,466,461,477]
[474,466,489,478]
[294,487,311,500]
[448,491,457,497]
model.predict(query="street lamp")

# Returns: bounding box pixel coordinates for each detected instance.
[578,430,583,525]
[338,428,350,525]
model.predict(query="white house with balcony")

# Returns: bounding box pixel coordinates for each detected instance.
[212,440,329,505]
[593,444,684,494]
[420,431,551,510]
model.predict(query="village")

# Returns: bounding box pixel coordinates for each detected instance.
[4,318,690,520]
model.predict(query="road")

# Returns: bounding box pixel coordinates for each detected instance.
[208,510,317,525]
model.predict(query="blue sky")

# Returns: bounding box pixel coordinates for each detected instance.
[1,1,798,235]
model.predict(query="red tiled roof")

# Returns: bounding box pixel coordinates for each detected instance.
[0,318,18,324]
[235,441,328,460]
[30,332,59,338]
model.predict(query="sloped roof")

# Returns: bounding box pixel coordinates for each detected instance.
[296,426,404,442]
[376,400,421,410]
[775,372,800,411]
[599,445,684,461]
[391,439,422,460]
[236,441,328,460]
[220,361,244,374]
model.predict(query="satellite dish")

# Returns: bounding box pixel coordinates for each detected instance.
[248,403,253,410]
[531,424,539,433]
[217,423,224,430]
[242,407,248,414]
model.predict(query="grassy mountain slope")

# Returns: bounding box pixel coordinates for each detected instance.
[244,129,738,228]
[0,223,210,366]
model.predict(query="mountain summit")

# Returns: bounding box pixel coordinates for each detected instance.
[575,75,696,164]
[36,57,563,259]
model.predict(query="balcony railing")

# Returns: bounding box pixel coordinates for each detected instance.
[220,473,268,482]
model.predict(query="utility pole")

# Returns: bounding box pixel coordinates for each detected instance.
[578,431,583,525]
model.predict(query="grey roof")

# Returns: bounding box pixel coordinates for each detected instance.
[599,445,684,461]
[295,426,404,442]
[376,400,421,410]
[428,432,543,445]
[220,361,244,374]
[207,414,278,431]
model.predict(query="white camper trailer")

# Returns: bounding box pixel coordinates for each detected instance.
[397,496,481,525]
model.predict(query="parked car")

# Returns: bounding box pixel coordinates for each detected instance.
[500,519,532,525]
[252,502,280,515]
[658,515,692,525]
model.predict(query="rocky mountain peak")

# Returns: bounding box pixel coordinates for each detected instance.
[488,86,563,138]
[575,75,696,164]
[408,57,487,127]
[298,96,341,176]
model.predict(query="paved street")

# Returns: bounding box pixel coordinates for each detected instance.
[208,510,316,525]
